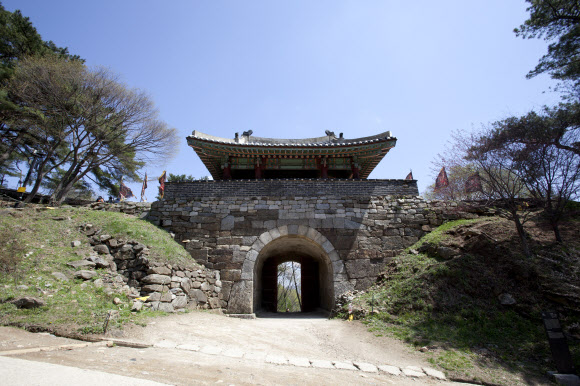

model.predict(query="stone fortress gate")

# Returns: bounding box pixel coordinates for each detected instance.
[148,130,449,314]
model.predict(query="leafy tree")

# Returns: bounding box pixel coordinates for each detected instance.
[0,2,81,181]
[1,55,179,204]
[515,0,580,92]
[168,173,197,183]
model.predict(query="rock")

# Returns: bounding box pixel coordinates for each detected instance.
[147,292,162,302]
[160,292,172,302]
[499,293,516,305]
[133,243,146,252]
[74,270,97,280]
[208,297,221,309]
[93,245,110,255]
[141,284,166,293]
[93,278,103,288]
[436,246,460,260]
[221,215,235,231]
[51,272,68,281]
[16,285,29,290]
[71,240,81,248]
[12,297,45,309]
[141,274,171,285]
[193,289,207,303]
[67,260,96,269]
[94,257,111,269]
[148,266,171,275]
[172,296,188,309]
[112,297,122,305]
[200,282,211,291]
[100,234,112,242]
[423,367,446,380]
[131,300,143,312]
[108,239,119,248]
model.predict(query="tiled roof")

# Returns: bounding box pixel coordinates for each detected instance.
[188,130,395,147]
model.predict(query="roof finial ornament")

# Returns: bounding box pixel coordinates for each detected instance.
[325,130,335,137]
[242,130,253,137]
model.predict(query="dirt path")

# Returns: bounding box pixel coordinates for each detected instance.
[122,311,429,368]
[0,311,460,385]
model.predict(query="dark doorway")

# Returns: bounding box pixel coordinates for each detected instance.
[260,255,320,313]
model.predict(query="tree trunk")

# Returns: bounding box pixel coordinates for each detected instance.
[512,212,532,258]
[551,221,563,243]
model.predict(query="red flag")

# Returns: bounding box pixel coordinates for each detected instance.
[465,172,483,193]
[119,180,134,199]
[141,172,148,201]
[434,167,449,191]
[158,170,166,199]
[405,171,413,180]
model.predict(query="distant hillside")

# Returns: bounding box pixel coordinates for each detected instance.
[339,215,580,385]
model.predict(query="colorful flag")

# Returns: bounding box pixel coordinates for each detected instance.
[434,167,449,191]
[158,170,166,199]
[119,180,134,200]
[141,172,148,202]
[405,171,413,180]
[465,172,483,193]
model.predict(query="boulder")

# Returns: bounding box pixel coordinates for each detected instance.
[499,293,516,305]
[436,246,460,260]
[74,270,97,280]
[141,274,171,285]
[12,297,45,309]
[147,292,162,302]
[148,266,171,275]
[141,284,166,293]
[67,260,96,269]
[51,272,68,281]
[208,297,221,309]
[193,289,207,303]
[131,300,143,312]
[172,296,188,309]
[93,245,110,255]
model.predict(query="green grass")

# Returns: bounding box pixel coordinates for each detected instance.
[413,218,491,250]
[339,217,580,384]
[0,206,196,334]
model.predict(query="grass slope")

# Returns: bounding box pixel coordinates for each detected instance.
[341,217,580,385]
[0,205,199,336]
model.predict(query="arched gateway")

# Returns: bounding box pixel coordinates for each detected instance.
[149,129,426,314]
[233,225,344,314]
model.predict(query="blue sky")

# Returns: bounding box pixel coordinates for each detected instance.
[3,1,561,198]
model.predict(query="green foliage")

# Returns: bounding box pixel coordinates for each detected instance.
[515,0,580,92]
[168,173,196,183]
[167,174,210,183]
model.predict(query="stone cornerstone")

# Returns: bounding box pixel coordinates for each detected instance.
[148,180,470,314]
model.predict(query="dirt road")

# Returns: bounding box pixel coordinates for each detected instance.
[0,311,459,385]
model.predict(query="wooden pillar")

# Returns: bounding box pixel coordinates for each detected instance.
[222,164,232,179]
[255,157,263,179]
[351,158,360,179]
[319,157,328,179]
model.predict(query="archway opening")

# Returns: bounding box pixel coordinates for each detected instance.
[277,261,302,312]
[254,235,333,314]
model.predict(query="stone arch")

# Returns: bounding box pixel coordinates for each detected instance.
[230,225,346,314]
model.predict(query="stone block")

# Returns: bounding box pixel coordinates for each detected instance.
[141,274,171,285]
[220,269,241,281]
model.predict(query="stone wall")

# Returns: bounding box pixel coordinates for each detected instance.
[77,223,224,312]
[148,193,476,314]
[85,201,152,218]
[164,179,419,199]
